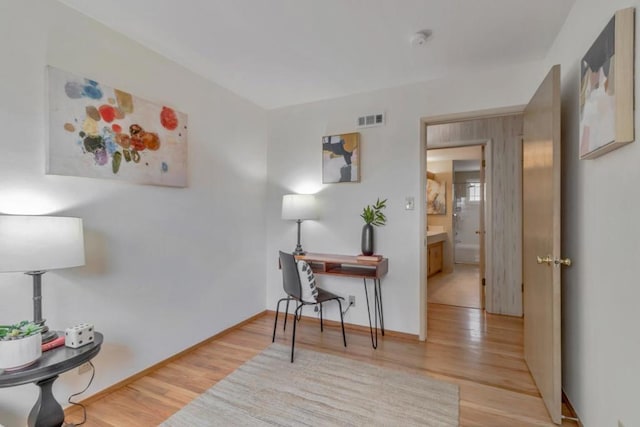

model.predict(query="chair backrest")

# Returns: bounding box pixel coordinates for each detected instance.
[279,251,302,300]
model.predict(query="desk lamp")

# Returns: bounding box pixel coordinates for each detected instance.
[281,194,317,255]
[0,215,85,343]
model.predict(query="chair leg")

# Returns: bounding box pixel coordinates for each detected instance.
[291,304,303,362]
[283,298,290,331]
[272,298,287,342]
[319,303,324,332]
[337,299,347,347]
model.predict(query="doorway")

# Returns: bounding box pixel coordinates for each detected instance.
[419,67,562,424]
[419,108,525,341]
[426,145,484,309]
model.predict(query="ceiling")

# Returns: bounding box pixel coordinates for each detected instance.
[58,0,575,110]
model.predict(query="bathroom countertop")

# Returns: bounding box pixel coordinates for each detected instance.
[426,230,447,244]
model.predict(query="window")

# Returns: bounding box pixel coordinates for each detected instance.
[467,182,481,202]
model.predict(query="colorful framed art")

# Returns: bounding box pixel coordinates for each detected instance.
[47,66,188,186]
[322,132,360,183]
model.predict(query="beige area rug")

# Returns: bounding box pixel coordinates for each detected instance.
[160,343,459,427]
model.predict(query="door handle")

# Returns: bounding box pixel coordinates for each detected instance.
[536,255,553,266]
[537,255,571,267]
[554,257,572,267]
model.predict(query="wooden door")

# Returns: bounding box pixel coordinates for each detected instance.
[478,147,486,308]
[522,65,564,424]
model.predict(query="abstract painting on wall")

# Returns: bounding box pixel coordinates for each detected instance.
[47,66,188,186]
[322,132,359,183]
[579,7,634,160]
[427,178,446,215]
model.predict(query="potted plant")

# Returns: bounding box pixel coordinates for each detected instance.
[0,320,43,371]
[360,198,387,256]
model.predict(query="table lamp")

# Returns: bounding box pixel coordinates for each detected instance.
[281,194,317,255]
[0,215,85,343]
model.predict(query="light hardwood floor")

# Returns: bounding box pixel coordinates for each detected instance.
[66,304,576,426]
[428,264,482,309]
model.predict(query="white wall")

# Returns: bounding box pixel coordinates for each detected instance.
[0,1,267,425]
[544,1,640,426]
[266,62,546,335]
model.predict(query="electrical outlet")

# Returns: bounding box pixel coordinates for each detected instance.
[78,362,91,374]
[349,295,356,307]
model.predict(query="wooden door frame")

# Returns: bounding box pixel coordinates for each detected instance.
[419,105,524,340]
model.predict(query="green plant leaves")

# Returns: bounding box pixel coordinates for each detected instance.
[0,320,43,341]
[361,198,387,226]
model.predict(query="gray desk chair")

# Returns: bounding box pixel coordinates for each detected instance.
[272,251,347,362]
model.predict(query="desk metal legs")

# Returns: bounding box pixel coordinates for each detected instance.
[376,279,385,333]
[363,278,384,349]
[28,375,64,427]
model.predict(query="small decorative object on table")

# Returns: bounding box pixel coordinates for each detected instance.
[42,336,65,352]
[0,321,43,371]
[360,198,387,256]
[65,323,95,348]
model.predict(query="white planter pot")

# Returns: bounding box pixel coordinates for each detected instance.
[0,333,42,371]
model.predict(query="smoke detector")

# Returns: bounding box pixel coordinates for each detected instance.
[410,30,432,47]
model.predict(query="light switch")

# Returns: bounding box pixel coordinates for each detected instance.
[405,197,415,210]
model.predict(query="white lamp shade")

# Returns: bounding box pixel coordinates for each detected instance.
[0,215,85,273]
[281,194,318,220]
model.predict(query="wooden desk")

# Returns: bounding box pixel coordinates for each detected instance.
[0,332,103,427]
[295,253,388,348]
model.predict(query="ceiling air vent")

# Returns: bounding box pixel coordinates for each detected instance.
[357,112,385,128]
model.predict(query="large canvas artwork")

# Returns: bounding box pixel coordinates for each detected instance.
[47,66,188,186]
[322,132,360,183]
[579,8,634,159]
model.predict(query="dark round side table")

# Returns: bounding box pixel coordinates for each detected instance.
[0,332,103,427]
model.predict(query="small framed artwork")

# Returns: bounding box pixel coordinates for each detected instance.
[322,132,360,183]
[427,178,446,215]
[579,7,635,159]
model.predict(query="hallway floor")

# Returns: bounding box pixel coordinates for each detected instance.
[428,263,482,309]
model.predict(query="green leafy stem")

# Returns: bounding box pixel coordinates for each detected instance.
[361,198,387,227]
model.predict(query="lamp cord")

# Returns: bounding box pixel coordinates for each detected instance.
[64,361,95,427]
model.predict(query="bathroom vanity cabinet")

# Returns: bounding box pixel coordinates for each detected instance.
[427,241,443,277]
